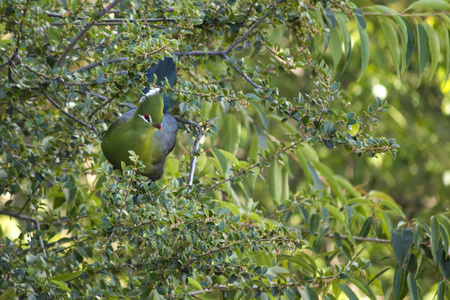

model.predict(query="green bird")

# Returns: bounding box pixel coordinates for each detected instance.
[101,58,178,180]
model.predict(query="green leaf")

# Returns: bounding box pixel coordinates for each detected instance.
[431,216,442,265]
[338,284,359,300]
[379,18,400,76]
[298,286,318,300]
[222,114,240,155]
[394,267,407,300]
[359,216,373,237]
[336,13,351,72]
[417,23,429,85]
[437,281,446,300]
[445,27,450,83]
[312,161,345,204]
[424,23,440,79]
[309,213,320,234]
[357,23,370,81]
[51,280,72,292]
[349,277,376,300]
[52,271,83,282]
[391,228,413,266]
[188,277,204,293]
[329,29,342,75]
[353,9,366,30]
[269,160,282,203]
[402,17,415,72]
[324,204,345,224]
[406,0,450,11]
[214,200,241,215]
[211,148,228,176]
[407,273,418,300]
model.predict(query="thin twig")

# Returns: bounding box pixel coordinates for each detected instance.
[225,12,269,54]
[70,57,128,74]
[0,211,47,258]
[56,0,123,68]
[41,89,90,128]
[175,117,203,186]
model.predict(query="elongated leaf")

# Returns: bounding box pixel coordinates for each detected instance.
[278,254,317,275]
[188,277,204,293]
[299,286,318,300]
[402,17,416,72]
[359,216,373,237]
[444,27,450,83]
[336,13,352,72]
[222,114,240,155]
[357,23,370,81]
[406,0,450,11]
[312,161,345,204]
[325,204,345,224]
[424,23,440,79]
[417,23,429,85]
[431,216,442,265]
[379,18,400,76]
[394,267,407,300]
[353,9,366,29]
[371,6,408,74]
[269,159,282,203]
[437,281,446,300]
[329,29,342,75]
[349,277,376,300]
[338,284,358,300]
[391,228,413,266]
[407,273,418,300]
[52,271,83,282]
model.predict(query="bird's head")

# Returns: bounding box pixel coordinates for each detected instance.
[139,113,162,130]
[136,88,164,130]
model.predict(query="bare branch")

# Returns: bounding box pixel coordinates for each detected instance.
[175,117,203,186]
[225,12,269,54]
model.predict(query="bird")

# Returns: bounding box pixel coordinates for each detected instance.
[101,58,178,181]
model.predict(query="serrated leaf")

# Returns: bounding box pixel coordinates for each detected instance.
[424,23,440,79]
[417,23,429,85]
[357,23,370,81]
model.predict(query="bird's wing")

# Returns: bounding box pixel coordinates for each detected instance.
[105,109,136,133]
[154,113,178,155]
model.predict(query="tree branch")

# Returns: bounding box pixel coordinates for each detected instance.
[56,0,123,68]
[175,117,203,186]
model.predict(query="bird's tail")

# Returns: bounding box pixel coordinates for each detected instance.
[143,57,176,113]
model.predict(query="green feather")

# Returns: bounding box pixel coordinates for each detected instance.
[101,89,176,180]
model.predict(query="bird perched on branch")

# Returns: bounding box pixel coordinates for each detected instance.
[101,58,178,180]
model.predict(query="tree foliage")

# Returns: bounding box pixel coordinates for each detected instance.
[0,0,449,299]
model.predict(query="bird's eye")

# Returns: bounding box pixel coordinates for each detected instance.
[144,113,151,122]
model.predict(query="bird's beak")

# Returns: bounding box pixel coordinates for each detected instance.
[153,123,162,130]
